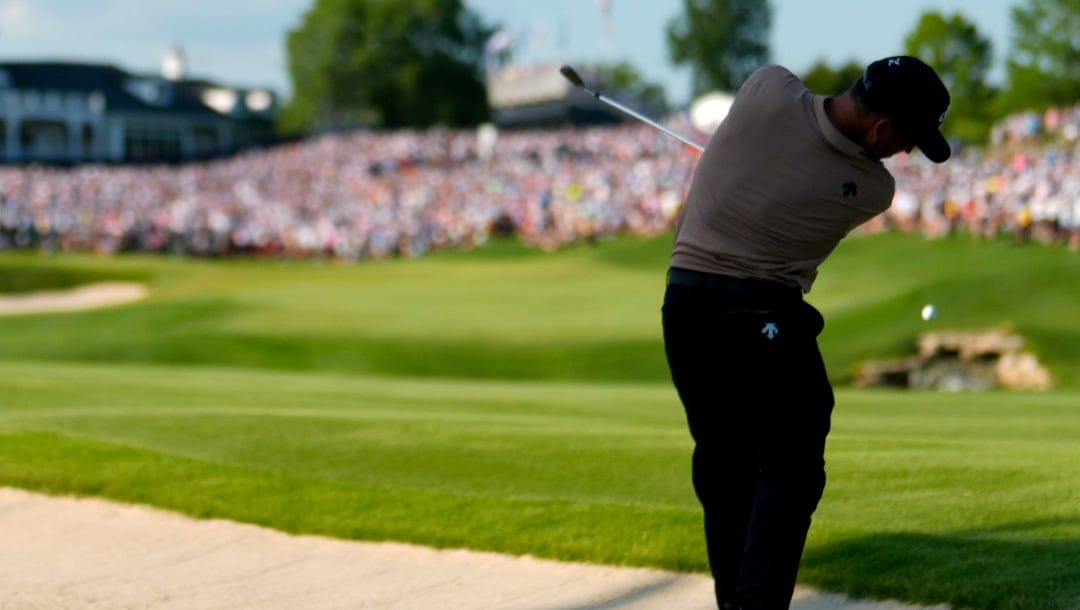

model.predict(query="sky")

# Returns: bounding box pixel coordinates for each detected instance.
[0,0,1018,106]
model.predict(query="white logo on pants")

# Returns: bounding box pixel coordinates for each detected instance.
[762,323,779,340]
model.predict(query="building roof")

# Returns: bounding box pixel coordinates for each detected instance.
[0,61,274,122]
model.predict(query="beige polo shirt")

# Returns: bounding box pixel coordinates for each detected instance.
[671,65,895,293]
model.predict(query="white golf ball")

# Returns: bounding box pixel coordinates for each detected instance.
[921,304,937,321]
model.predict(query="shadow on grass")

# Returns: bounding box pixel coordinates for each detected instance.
[801,520,1080,610]
[551,575,698,610]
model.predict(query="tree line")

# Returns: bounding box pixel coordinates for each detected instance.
[280,0,1079,146]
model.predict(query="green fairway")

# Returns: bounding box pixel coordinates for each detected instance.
[0,362,1075,609]
[0,232,1077,386]
[1,232,1077,609]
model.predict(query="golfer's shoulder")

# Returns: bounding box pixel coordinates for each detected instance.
[738,65,804,98]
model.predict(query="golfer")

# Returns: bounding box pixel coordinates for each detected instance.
[662,56,951,609]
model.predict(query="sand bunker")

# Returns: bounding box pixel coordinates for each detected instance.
[0,487,948,609]
[0,282,148,315]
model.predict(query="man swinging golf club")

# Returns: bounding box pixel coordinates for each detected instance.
[662,56,951,609]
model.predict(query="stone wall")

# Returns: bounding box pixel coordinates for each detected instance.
[855,330,1052,391]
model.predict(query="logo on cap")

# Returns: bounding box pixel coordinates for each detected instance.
[939,106,950,125]
[888,57,901,67]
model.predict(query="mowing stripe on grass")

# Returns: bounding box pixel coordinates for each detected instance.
[0,361,1076,608]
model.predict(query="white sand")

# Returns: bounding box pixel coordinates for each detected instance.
[0,282,147,315]
[0,488,949,610]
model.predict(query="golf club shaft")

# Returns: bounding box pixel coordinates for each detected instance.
[560,66,704,152]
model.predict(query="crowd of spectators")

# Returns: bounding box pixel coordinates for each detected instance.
[0,105,1076,260]
[878,104,1078,248]
[0,123,695,258]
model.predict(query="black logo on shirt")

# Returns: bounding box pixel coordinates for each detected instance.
[843,182,858,197]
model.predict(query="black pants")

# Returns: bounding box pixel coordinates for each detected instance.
[662,272,834,610]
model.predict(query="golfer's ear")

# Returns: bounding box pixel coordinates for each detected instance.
[881,117,904,138]
[866,116,890,146]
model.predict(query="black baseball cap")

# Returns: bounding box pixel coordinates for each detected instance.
[855,56,952,163]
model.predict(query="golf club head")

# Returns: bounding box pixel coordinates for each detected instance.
[559,65,587,90]
[557,63,704,152]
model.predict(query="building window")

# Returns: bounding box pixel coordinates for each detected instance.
[124,127,182,162]
[124,78,171,106]
[88,92,106,115]
[82,124,95,157]
[20,120,69,160]
[193,126,219,155]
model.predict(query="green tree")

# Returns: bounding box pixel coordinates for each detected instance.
[1003,0,1080,112]
[666,0,772,99]
[581,61,669,115]
[904,11,997,143]
[799,59,864,96]
[279,0,493,133]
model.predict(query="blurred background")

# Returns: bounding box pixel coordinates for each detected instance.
[0,0,1075,256]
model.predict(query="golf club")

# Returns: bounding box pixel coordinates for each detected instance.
[559,65,705,152]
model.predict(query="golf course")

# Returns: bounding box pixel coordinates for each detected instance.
[0,231,1077,609]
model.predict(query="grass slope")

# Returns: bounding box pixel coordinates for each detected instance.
[0,231,1077,387]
